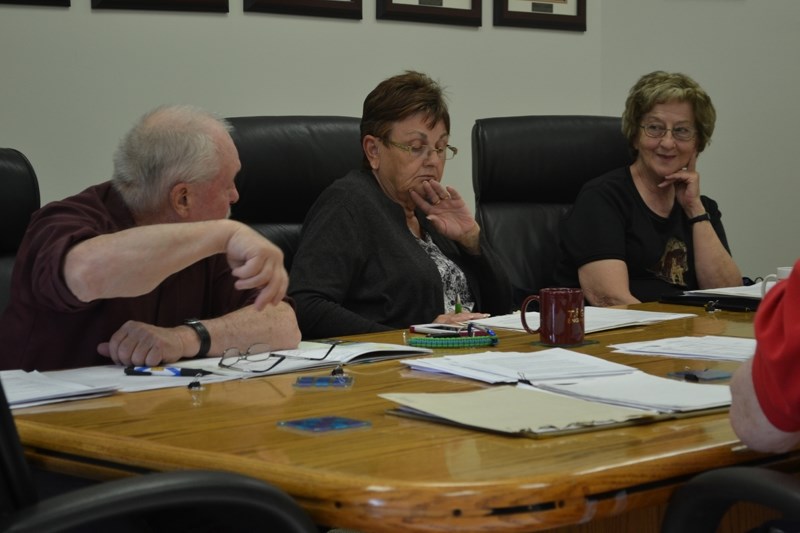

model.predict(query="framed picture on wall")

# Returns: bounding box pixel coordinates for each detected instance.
[0,0,69,5]
[91,0,228,11]
[377,0,481,28]
[244,0,362,20]
[494,0,585,31]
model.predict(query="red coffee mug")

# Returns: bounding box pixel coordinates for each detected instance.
[520,288,585,346]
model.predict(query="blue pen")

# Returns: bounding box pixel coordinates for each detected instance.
[125,366,212,377]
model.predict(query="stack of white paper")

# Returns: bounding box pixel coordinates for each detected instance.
[470,307,695,333]
[46,366,239,393]
[609,335,756,362]
[0,341,434,405]
[401,347,732,414]
[684,284,766,300]
[402,348,637,384]
[1,369,117,409]
[527,372,731,412]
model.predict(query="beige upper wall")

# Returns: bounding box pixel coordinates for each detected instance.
[0,1,796,278]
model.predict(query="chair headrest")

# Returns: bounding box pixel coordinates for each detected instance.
[227,116,362,224]
[472,115,632,204]
[0,148,41,255]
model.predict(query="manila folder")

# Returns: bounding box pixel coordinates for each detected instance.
[381,386,658,437]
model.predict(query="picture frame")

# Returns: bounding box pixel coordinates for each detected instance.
[244,0,362,20]
[494,0,585,32]
[91,0,228,11]
[0,0,69,5]
[377,0,481,28]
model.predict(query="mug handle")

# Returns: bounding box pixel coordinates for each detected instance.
[762,274,777,297]
[520,295,541,334]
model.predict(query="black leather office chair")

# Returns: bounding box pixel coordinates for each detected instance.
[661,466,800,533]
[0,148,41,315]
[227,115,362,272]
[472,115,632,305]
[0,378,319,532]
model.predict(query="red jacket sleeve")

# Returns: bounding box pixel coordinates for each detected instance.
[751,259,800,431]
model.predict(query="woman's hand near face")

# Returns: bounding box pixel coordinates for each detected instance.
[410,180,481,253]
[659,152,706,217]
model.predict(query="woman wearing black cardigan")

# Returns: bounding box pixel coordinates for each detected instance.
[288,71,512,339]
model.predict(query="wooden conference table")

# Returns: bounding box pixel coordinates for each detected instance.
[13,303,798,532]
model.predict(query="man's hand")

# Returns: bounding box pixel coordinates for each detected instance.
[225,224,289,310]
[98,320,190,367]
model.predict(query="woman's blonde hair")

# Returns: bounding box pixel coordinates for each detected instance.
[621,71,716,156]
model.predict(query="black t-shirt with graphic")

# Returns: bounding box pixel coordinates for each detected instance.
[554,166,731,302]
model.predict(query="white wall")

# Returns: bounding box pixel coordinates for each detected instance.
[0,1,796,278]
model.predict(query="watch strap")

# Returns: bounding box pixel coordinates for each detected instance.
[688,213,711,225]
[183,319,211,358]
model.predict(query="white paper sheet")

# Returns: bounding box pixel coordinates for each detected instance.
[45,365,239,393]
[402,348,637,383]
[684,284,768,300]
[528,372,731,412]
[1,369,117,408]
[470,307,695,333]
[609,335,756,362]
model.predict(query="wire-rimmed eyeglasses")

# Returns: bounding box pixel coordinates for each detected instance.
[218,342,339,374]
[640,123,696,142]
[384,139,458,161]
[218,344,282,373]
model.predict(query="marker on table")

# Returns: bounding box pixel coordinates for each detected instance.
[466,323,496,337]
[455,294,463,314]
[125,366,213,377]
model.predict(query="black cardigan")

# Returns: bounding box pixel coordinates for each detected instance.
[288,170,513,339]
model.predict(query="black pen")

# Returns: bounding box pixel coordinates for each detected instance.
[125,366,213,377]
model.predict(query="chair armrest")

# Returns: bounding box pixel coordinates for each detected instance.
[661,466,800,533]
[1,470,317,533]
